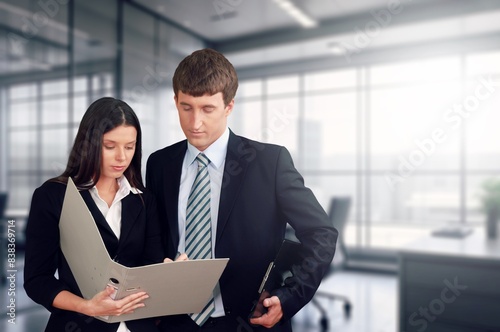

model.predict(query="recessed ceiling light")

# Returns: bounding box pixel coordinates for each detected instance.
[272,0,318,28]
[327,42,347,55]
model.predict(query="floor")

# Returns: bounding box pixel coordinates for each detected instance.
[1,257,398,332]
[292,270,397,332]
[1,254,50,332]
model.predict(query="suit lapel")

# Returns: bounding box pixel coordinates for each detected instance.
[119,194,141,248]
[81,190,115,237]
[216,132,249,243]
[80,190,119,256]
[81,190,142,254]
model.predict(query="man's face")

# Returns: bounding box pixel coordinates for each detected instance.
[175,91,233,151]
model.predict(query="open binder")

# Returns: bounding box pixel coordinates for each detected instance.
[59,178,229,323]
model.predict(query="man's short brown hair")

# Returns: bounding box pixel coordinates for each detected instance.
[172,48,238,106]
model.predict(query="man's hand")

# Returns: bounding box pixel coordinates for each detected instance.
[249,296,283,328]
[163,253,189,262]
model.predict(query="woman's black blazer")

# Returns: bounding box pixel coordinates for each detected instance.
[24,181,164,332]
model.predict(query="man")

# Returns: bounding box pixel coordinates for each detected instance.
[146,48,338,332]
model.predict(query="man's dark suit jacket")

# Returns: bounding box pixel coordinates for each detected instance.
[146,131,338,331]
[24,181,163,332]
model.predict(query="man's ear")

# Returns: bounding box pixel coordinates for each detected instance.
[225,99,234,116]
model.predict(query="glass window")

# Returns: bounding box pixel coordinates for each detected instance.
[304,68,357,91]
[92,73,113,92]
[304,175,357,217]
[42,98,68,125]
[370,82,461,170]
[238,79,262,98]
[229,100,263,140]
[73,95,89,122]
[74,76,88,93]
[8,175,39,210]
[267,75,299,95]
[304,175,359,247]
[9,83,37,100]
[371,56,461,85]
[141,122,156,164]
[368,175,460,249]
[465,78,500,170]
[41,128,69,172]
[372,174,461,225]
[466,51,500,77]
[42,79,68,96]
[303,93,357,171]
[264,97,299,157]
[9,102,38,127]
[467,175,497,226]
[9,130,38,171]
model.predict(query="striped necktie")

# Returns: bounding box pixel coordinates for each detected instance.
[185,153,215,325]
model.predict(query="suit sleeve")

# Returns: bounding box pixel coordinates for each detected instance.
[273,147,339,320]
[23,184,71,312]
[141,190,165,264]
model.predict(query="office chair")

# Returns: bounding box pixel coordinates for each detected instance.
[311,196,352,332]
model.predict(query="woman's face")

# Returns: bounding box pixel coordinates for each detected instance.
[100,125,137,181]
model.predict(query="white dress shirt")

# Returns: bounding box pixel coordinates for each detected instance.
[89,176,142,332]
[177,127,229,318]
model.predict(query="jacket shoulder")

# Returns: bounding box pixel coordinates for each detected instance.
[34,180,66,197]
[230,133,286,158]
[148,140,187,164]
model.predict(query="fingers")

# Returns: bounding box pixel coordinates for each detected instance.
[164,253,189,263]
[88,289,149,317]
[164,253,189,262]
[175,253,189,261]
[263,296,279,308]
[249,296,283,328]
[114,292,149,315]
[93,286,116,303]
[119,291,148,306]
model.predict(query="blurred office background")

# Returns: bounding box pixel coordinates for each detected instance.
[1,0,500,331]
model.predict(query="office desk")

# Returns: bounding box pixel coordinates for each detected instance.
[398,232,500,332]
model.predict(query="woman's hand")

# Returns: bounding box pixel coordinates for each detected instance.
[82,286,149,317]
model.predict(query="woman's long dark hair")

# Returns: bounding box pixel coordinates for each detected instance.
[51,97,144,191]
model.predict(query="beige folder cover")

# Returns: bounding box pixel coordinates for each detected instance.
[59,178,229,323]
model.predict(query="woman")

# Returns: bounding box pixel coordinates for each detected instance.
[24,97,164,332]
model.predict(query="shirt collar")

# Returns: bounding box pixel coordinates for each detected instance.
[117,176,142,195]
[186,127,229,170]
[90,176,142,196]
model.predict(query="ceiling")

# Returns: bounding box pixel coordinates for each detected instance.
[130,0,500,70]
[2,0,500,79]
[131,0,399,41]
